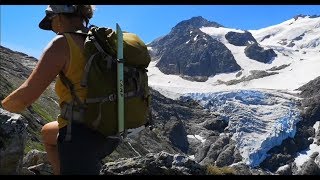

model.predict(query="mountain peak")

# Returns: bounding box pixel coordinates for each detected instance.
[172,16,223,32]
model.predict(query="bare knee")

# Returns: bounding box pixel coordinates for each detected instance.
[41,121,59,145]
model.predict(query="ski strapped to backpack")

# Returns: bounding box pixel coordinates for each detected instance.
[116,24,125,136]
[59,24,152,140]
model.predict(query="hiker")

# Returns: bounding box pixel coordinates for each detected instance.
[1,5,120,175]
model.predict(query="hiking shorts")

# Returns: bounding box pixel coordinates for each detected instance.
[57,122,120,175]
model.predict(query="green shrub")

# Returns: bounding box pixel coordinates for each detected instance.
[206,165,236,175]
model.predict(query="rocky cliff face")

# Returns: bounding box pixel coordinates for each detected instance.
[149,16,241,78]
[0,45,60,153]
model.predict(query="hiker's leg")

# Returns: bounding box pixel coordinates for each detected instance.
[41,121,60,175]
[57,123,120,175]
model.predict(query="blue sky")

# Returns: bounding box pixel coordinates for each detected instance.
[1,5,320,59]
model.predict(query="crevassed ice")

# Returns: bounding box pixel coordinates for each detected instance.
[182,89,301,167]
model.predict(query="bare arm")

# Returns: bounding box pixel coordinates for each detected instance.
[1,35,69,113]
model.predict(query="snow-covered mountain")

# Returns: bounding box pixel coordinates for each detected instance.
[148,15,320,97]
[147,15,320,172]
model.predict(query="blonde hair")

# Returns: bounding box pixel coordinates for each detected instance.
[74,5,96,26]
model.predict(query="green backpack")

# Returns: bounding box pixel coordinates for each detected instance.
[59,26,151,139]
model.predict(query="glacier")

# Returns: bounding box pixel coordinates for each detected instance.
[182,89,302,167]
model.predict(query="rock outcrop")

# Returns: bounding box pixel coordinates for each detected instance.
[244,42,277,63]
[0,108,27,175]
[101,151,206,175]
[225,31,257,46]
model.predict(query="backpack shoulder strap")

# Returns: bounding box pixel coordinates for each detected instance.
[59,71,83,106]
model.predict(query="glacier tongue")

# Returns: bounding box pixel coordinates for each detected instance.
[182,89,302,167]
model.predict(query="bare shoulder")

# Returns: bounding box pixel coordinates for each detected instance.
[40,35,69,64]
[44,35,68,53]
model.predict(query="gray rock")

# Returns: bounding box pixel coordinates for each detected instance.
[231,163,273,175]
[230,163,255,175]
[202,118,228,133]
[199,135,230,165]
[23,149,49,168]
[215,144,235,167]
[297,159,320,175]
[179,75,208,82]
[164,119,189,153]
[287,41,295,47]
[218,70,279,86]
[315,123,320,137]
[231,163,251,175]
[310,152,319,160]
[233,148,243,164]
[244,42,277,63]
[0,109,27,175]
[266,64,290,71]
[194,136,219,163]
[315,138,320,146]
[260,153,293,172]
[260,34,272,42]
[100,151,206,175]
[225,31,257,46]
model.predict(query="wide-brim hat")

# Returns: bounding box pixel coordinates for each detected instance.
[39,5,77,30]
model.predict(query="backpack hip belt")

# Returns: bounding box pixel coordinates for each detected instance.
[60,101,86,124]
[60,89,145,124]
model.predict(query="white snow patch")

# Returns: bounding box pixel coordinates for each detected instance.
[277,164,290,172]
[194,135,206,143]
[187,134,206,143]
[194,35,198,41]
[188,155,195,160]
[314,121,320,133]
